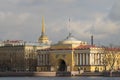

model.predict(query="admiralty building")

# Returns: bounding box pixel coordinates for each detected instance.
[0,17,120,73]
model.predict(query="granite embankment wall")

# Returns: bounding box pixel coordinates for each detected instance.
[76,72,104,76]
[0,72,56,77]
[0,72,120,77]
[103,72,120,77]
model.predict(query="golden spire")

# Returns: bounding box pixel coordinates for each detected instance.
[38,17,50,44]
[42,16,45,35]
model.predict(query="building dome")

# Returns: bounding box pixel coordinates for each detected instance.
[59,33,87,45]
[38,35,50,43]
[39,35,49,40]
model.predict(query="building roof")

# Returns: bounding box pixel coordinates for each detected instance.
[0,40,50,47]
[74,45,96,49]
[58,33,87,45]
[105,47,120,51]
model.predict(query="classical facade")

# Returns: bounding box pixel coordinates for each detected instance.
[37,33,105,72]
[0,40,40,71]
[0,17,120,73]
[0,17,50,72]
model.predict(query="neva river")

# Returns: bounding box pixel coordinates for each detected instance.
[0,77,119,80]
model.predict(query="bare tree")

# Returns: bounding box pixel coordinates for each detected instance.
[104,48,120,71]
[101,51,108,71]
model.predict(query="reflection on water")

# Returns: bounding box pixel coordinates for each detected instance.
[0,77,119,80]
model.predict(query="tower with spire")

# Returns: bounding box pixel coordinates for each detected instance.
[38,17,50,44]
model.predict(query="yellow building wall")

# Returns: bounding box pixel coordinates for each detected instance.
[49,51,73,71]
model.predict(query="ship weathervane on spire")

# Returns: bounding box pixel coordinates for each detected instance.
[66,18,73,39]
[68,18,72,36]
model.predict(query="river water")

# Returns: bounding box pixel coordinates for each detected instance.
[0,77,119,80]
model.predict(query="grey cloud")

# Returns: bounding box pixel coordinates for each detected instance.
[0,0,120,46]
[108,0,120,22]
[0,12,40,41]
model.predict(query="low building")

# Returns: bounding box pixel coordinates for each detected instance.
[0,17,51,72]
[0,40,43,71]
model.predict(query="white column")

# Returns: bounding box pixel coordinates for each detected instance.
[95,54,97,65]
[80,54,82,65]
[100,54,102,65]
[86,54,88,65]
[79,54,81,65]
[76,53,78,65]
[83,54,85,65]
[77,53,79,65]
[90,54,94,65]
[98,54,100,65]
[93,54,95,65]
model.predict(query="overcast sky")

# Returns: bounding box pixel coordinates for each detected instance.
[0,0,120,46]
